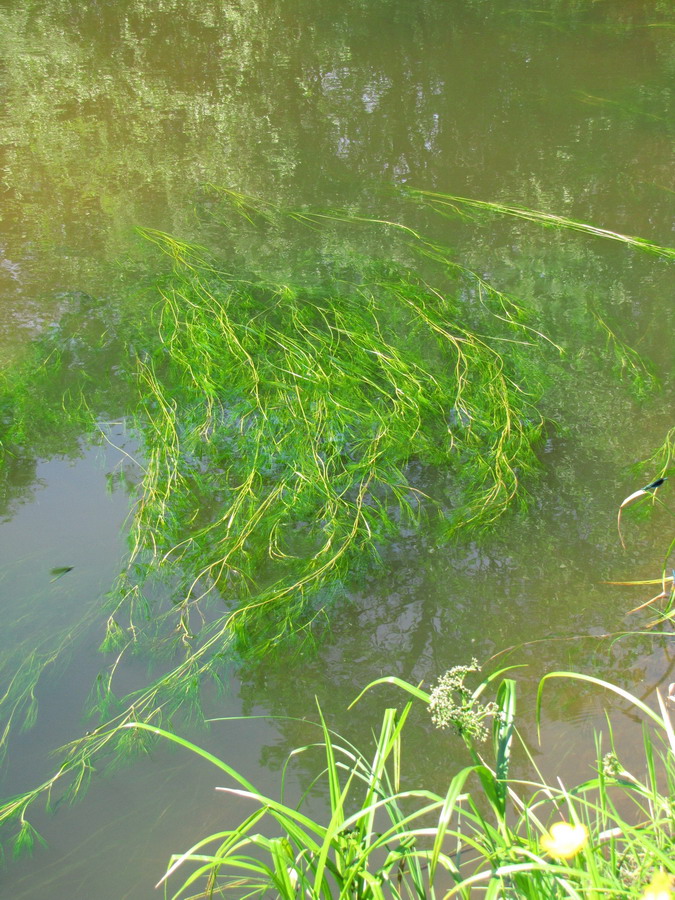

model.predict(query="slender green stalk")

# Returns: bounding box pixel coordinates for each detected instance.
[410,189,675,260]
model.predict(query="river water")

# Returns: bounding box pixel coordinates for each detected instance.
[0,1,673,896]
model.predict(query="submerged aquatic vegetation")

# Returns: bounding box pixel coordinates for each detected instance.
[0,190,671,850]
[409,189,675,262]
[114,222,548,656]
[636,427,675,484]
[608,428,674,622]
[0,196,554,844]
[618,476,669,550]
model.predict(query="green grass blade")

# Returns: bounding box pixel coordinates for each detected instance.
[412,190,675,260]
[349,677,430,709]
[536,673,667,737]
[429,766,476,883]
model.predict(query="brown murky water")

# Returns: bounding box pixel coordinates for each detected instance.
[0,0,673,895]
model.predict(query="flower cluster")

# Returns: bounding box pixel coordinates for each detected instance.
[427,659,498,742]
[601,751,622,778]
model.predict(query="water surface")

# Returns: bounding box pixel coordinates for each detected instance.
[0,0,673,895]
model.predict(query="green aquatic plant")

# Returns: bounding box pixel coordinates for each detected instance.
[409,189,675,261]
[0,191,671,853]
[0,203,555,845]
[112,225,548,655]
[592,311,658,400]
[608,429,674,623]
[635,427,675,483]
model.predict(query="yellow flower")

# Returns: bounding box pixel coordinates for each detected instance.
[540,822,588,859]
[642,871,675,900]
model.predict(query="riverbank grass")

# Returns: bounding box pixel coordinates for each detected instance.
[144,667,675,899]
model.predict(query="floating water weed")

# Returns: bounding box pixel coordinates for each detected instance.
[0,190,669,853]
[106,220,550,668]
[618,476,669,549]
[635,428,675,483]
[592,312,658,399]
[409,189,675,261]
[609,430,674,621]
